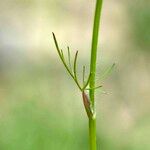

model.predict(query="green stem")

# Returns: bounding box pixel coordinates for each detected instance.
[89,0,103,150]
[89,118,97,150]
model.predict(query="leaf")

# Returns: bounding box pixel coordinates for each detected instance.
[73,51,79,79]
[99,63,115,81]
[82,72,91,91]
[67,46,72,72]
[82,66,86,85]
[52,33,82,91]
[85,85,102,91]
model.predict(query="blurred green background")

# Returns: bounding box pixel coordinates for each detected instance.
[0,0,150,150]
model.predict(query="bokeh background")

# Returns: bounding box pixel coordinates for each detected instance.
[0,0,150,150]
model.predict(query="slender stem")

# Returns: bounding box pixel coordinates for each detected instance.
[89,0,103,150]
[89,118,97,150]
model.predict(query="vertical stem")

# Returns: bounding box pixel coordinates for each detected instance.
[89,117,97,150]
[89,0,103,150]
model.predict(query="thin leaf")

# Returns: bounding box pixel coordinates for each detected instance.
[73,51,78,79]
[99,63,115,81]
[52,32,61,56]
[60,49,65,60]
[82,66,86,85]
[67,47,72,72]
[82,72,91,91]
[85,85,102,91]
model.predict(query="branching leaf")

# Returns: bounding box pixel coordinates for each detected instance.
[52,32,93,92]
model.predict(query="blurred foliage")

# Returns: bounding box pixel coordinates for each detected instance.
[0,0,150,150]
[0,61,149,150]
[127,0,150,52]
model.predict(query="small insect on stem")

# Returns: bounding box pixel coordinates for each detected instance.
[82,91,93,118]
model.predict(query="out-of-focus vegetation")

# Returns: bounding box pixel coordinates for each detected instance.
[0,0,149,150]
[127,0,150,51]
